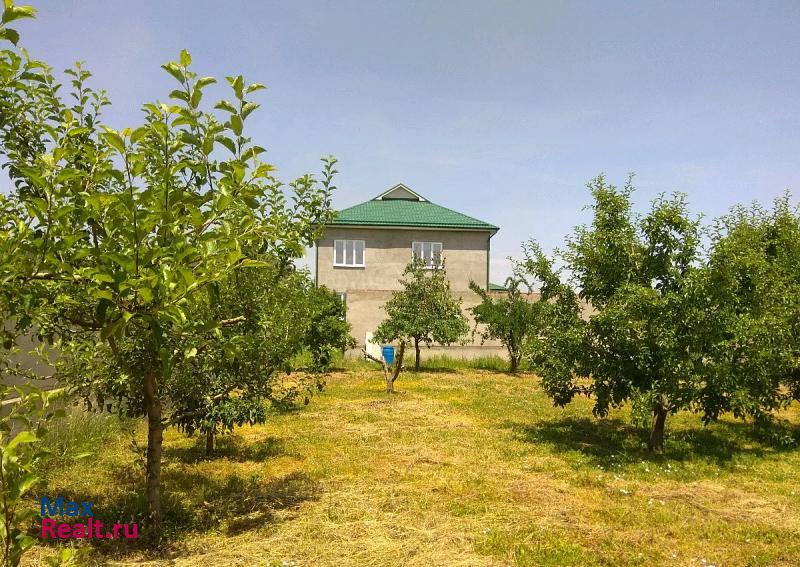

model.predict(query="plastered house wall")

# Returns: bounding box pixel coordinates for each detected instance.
[316,226,516,358]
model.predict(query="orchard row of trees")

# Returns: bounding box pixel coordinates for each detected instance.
[471,176,800,452]
[0,2,352,555]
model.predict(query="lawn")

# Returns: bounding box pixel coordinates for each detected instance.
[29,368,800,566]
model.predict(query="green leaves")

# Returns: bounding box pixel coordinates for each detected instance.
[521,176,800,451]
[701,196,800,421]
[196,76,216,89]
[470,277,537,372]
[246,82,266,94]
[161,61,185,84]
[528,179,705,445]
[16,473,38,497]
[0,27,19,44]
[241,102,260,119]
[101,129,125,153]
[238,258,270,268]
[5,430,40,451]
[99,316,126,341]
[215,135,236,155]
[1,3,35,24]
[179,48,191,67]
[229,114,243,136]
[214,100,237,114]
[0,382,63,566]
[227,75,244,100]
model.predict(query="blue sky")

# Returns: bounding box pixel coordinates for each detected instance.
[15,1,800,282]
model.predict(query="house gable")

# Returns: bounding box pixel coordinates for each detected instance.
[374,184,427,201]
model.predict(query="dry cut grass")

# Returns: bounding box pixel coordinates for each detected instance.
[28,369,800,566]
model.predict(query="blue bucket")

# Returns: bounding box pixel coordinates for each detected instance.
[382,345,395,366]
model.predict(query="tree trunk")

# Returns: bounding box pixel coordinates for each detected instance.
[648,395,668,453]
[389,341,405,392]
[360,348,393,393]
[414,337,421,372]
[205,428,214,456]
[508,347,519,374]
[385,366,393,393]
[143,371,163,532]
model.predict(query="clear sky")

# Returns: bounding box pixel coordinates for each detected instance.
[14,1,800,282]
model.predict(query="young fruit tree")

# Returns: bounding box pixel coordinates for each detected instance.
[373,260,469,378]
[171,270,354,455]
[168,268,353,456]
[468,276,537,373]
[0,5,336,531]
[66,266,351,458]
[304,285,356,373]
[522,176,707,452]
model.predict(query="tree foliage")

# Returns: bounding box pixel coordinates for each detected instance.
[304,285,356,373]
[518,242,586,394]
[468,277,537,373]
[64,267,354,457]
[161,270,353,454]
[0,3,335,529]
[698,196,800,421]
[523,176,705,451]
[373,260,469,372]
[523,176,800,452]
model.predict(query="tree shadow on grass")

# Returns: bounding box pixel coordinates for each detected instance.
[34,463,320,559]
[509,415,799,470]
[412,367,464,374]
[160,468,321,537]
[163,434,289,464]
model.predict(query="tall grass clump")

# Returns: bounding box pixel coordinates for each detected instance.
[42,404,132,466]
[420,354,516,372]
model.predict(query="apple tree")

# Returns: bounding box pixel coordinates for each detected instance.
[0,4,335,530]
[522,176,705,452]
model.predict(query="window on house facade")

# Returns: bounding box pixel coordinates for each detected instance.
[334,239,365,267]
[412,241,443,268]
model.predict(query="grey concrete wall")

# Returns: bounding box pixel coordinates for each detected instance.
[317,226,492,292]
[338,287,544,360]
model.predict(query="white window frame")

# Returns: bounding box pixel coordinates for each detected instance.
[412,241,443,269]
[333,239,365,267]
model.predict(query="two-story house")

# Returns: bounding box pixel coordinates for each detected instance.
[315,183,507,359]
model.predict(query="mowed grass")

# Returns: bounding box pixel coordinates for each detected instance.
[29,369,800,566]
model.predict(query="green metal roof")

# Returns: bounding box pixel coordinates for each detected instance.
[328,188,498,231]
[488,282,509,292]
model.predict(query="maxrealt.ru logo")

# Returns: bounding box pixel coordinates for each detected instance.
[40,497,138,540]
